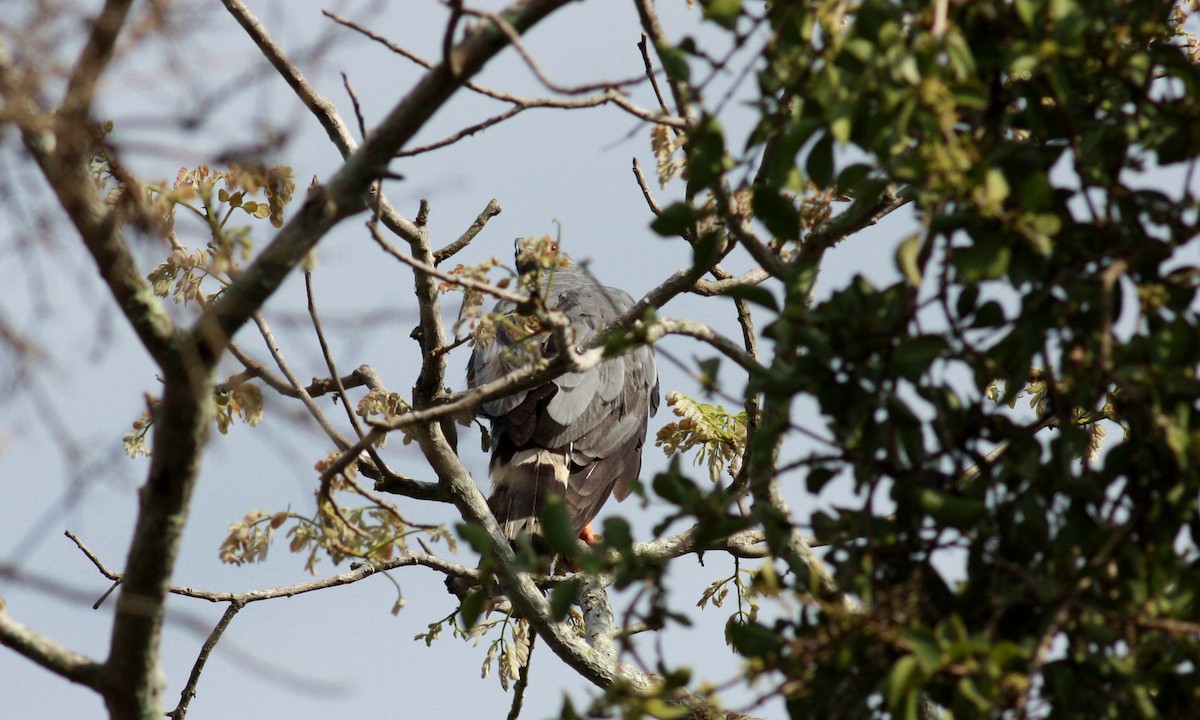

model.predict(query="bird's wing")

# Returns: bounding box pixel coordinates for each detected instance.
[467,297,539,418]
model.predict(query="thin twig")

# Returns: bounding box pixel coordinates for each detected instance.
[251,312,353,450]
[67,531,478,602]
[166,602,243,720]
[397,104,528,157]
[434,198,502,264]
[637,34,673,121]
[633,0,696,125]
[370,224,528,305]
[340,72,367,141]
[631,157,663,215]
[324,11,683,129]
[459,7,647,96]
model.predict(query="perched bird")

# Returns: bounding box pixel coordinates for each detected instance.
[467,238,659,549]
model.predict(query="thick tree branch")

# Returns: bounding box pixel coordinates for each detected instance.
[61,0,134,123]
[0,609,104,690]
[22,145,177,369]
[104,353,213,719]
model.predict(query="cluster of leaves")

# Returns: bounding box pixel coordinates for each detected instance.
[696,560,781,644]
[121,382,265,458]
[439,255,506,337]
[415,608,548,691]
[220,457,454,579]
[218,509,288,567]
[655,391,747,482]
[356,387,416,447]
[121,409,153,459]
[214,383,264,435]
[146,164,296,304]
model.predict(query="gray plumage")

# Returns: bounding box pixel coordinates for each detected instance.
[467,251,659,544]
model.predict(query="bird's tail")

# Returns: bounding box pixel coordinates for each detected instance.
[487,448,569,542]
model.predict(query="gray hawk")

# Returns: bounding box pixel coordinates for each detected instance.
[467,239,659,547]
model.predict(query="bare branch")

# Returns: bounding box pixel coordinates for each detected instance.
[221,347,383,401]
[803,184,914,254]
[170,555,479,603]
[397,104,528,157]
[340,73,368,141]
[252,312,353,451]
[580,579,617,662]
[219,0,359,161]
[631,157,664,215]
[68,532,477,602]
[462,7,647,96]
[61,0,134,123]
[691,268,772,296]
[304,272,370,441]
[637,34,673,121]
[324,11,684,129]
[202,0,578,364]
[633,0,696,125]
[435,199,502,264]
[166,602,242,720]
[649,317,766,375]
[370,224,529,305]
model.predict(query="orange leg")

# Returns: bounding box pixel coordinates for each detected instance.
[578,522,600,546]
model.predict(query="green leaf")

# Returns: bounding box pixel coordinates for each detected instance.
[686,117,728,193]
[984,168,1010,207]
[726,618,783,657]
[954,241,1011,283]
[539,495,578,556]
[460,589,487,629]
[1015,0,1044,27]
[644,698,689,720]
[806,467,836,493]
[886,655,920,712]
[456,523,493,556]
[835,163,873,195]
[918,488,985,529]
[700,0,741,30]
[550,577,582,621]
[752,186,800,241]
[893,334,948,380]
[972,300,1006,328]
[651,202,700,236]
[895,233,923,287]
[692,230,723,270]
[718,284,780,312]
[807,133,834,189]
[656,44,690,82]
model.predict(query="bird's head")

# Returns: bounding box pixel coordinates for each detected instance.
[514,235,572,276]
